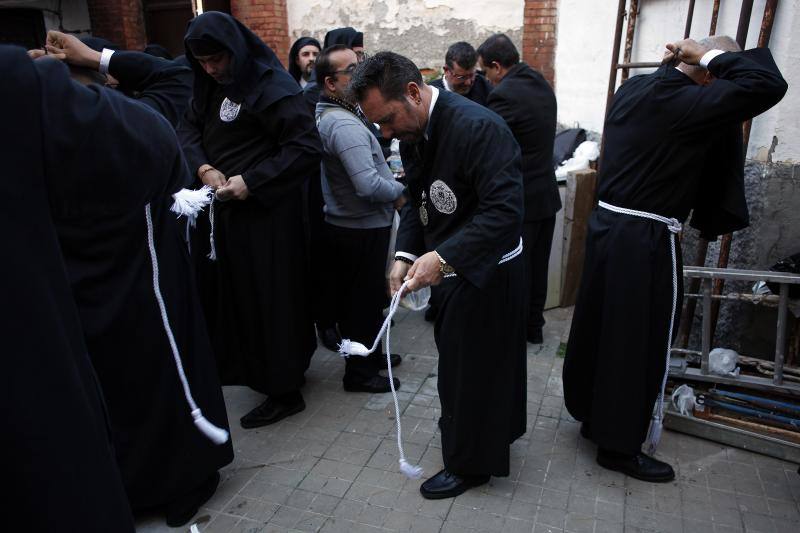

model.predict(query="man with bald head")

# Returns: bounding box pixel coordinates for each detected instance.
[563,36,787,482]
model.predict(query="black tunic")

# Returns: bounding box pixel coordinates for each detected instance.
[397,89,526,476]
[3,46,135,533]
[564,48,787,454]
[36,55,233,509]
[179,12,321,395]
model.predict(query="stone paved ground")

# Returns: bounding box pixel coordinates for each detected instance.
[136,306,800,533]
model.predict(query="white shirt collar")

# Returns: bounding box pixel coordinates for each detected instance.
[442,75,452,92]
[299,77,308,88]
[425,85,440,141]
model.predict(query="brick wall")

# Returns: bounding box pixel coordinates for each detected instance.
[522,0,557,87]
[86,0,147,50]
[231,0,289,66]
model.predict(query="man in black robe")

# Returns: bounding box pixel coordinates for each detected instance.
[429,41,492,106]
[478,34,561,344]
[178,12,321,429]
[352,52,527,499]
[564,36,787,482]
[22,43,234,525]
[3,45,135,533]
[289,36,321,88]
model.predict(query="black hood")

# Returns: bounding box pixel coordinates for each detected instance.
[144,43,172,60]
[184,11,299,113]
[288,36,320,83]
[324,27,363,49]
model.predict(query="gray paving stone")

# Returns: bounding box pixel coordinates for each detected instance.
[122,307,800,533]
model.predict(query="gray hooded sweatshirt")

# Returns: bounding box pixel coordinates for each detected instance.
[315,100,404,229]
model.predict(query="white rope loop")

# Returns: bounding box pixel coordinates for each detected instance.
[208,199,217,261]
[145,203,229,445]
[598,201,680,454]
[338,280,424,479]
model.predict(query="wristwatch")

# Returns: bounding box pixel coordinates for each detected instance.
[435,251,455,275]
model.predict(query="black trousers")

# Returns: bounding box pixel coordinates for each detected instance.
[522,215,556,334]
[435,257,527,476]
[323,223,391,381]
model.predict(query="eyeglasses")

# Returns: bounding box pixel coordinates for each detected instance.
[333,64,357,75]
[445,68,476,82]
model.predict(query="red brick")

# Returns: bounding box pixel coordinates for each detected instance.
[86,0,146,50]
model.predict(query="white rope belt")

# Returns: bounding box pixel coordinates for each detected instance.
[443,237,523,279]
[145,203,228,445]
[337,280,424,480]
[598,201,681,454]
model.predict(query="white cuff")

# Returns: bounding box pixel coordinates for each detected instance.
[699,49,725,69]
[99,48,115,75]
[395,252,418,263]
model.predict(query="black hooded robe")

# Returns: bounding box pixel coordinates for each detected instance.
[397,89,527,476]
[288,36,321,86]
[3,46,135,533]
[179,12,320,396]
[36,55,233,509]
[563,49,787,455]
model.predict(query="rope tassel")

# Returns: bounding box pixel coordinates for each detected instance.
[170,185,214,227]
[145,203,229,445]
[339,280,424,479]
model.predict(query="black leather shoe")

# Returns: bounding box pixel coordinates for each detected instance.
[367,352,402,369]
[165,471,220,527]
[420,469,490,500]
[318,326,342,352]
[240,396,305,429]
[527,328,543,344]
[343,375,400,393]
[596,449,675,483]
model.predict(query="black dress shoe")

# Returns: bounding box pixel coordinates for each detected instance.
[367,352,402,369]
[165,471,220,527]
[420,469,490,500]
[343,375,400,393]
[596,449,675,483]
[527,328,543,344]
[318,326,342,352]
[240,395,305,429]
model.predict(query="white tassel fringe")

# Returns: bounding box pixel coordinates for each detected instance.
[208,200,217,261]
[171,186,214,227]
[145,204,229,445]
[339,280,424,479]
[643,416,663,456]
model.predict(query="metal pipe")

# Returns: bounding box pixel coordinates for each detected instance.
[684,0,697,39]
[709,0,721,35]
[702,279,712,375]
[605,0,628,121]
[775,283,789,385]
[677,239,709,348]
[617,61,661,69]
[622,0,640,82]
[736,0,755,48]
[709,1,780,341]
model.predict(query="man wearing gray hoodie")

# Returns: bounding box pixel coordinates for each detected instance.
[315,44,407,392]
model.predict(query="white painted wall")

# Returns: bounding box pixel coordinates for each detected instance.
[286,0,524,71]
[555,0,798,162]
[1,0,92,37]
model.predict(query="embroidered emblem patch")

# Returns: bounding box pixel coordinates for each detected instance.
[429,180,457,215]
[219,98,241,122]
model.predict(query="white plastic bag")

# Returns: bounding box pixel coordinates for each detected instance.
[555,141,600,180]
[709,348,741,377]
[671,384,696,415]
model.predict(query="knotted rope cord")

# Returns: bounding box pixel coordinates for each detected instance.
[338,280,424,479]
[145,203,229,445]
[598,201,681,454]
